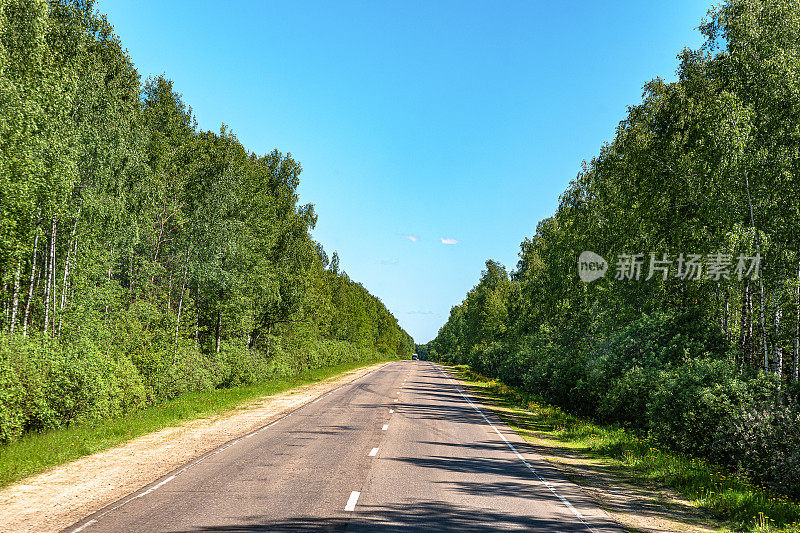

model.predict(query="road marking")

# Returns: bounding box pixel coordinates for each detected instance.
[369,447,379,456]
[382,424,388,430]
[432,363,600,533]
[68,363,395,532]
[345,491,360,511]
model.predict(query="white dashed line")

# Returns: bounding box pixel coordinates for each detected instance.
[345,491,360,511]
[369,447,379,456]
[69,363,394,532]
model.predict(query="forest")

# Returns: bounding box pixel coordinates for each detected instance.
[422,0,800,499]
[0,0,412,443]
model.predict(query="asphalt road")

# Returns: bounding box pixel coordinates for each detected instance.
[65,361,622,532]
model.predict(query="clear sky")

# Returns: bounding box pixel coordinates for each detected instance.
[95,0,711,343]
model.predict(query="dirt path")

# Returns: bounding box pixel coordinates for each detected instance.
[0,361,392,533]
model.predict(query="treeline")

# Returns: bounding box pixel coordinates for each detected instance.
[0,0,412,442]
[424,0,800,498]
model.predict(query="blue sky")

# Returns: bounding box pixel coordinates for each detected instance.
[96,0,711,343]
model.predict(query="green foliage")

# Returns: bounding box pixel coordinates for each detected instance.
[425,0,800,503]
[0,0,412,446]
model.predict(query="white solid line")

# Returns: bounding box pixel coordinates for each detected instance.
[70,520,96,533]
[369,447,379,456]
[345,491,360,511]
[432,363,599,533]
[382,424,388,430]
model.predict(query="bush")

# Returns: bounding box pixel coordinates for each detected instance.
[648,359,779,459]
[585,310,725,427]
[0,353,25,442]
[0,325,395,446]
[727,401,800,497]
[595,365,658,427]
[0,334,149,439]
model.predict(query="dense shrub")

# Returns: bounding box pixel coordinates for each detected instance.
[647,359,775,457]
[726,401,800,495]
[0,334,149,436]
[584,311,725,428]
[0,331,394,444]
[434,309,800,498]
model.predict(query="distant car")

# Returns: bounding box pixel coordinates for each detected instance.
[411,353,418,360]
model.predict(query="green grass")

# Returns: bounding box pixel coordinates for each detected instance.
[0,355,400,489]
[448,364,800,533]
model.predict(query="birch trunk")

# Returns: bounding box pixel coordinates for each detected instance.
[739,281,750,371]
[215,312,221,354]
[773,304,782,378]
[50,215,57,337]
[22,229,40,338]
[58,214,79,335]
[195,285,200,348]
[758,286,769,371]
[167,276,172,311]
[59,215,79,312]
[42,215,56,335]
[41,235,49,331]
[174,247,190,353]
[795,262,800,382]
[9,260,21,332]
[749,288,756,367]
[744,174,769,371]
[266,323,272,360]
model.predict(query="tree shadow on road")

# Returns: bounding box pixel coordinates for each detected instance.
[452,371,721,533]
[175,499,613,532]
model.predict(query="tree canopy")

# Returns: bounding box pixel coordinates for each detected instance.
[423,0,800,499]
[0,0,412,443]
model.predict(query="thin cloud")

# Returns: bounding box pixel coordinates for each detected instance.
[440,237,459,245]
[400,234,419,242]
[381,258,399,265]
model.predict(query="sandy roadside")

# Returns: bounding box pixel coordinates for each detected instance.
[0,360,393,533]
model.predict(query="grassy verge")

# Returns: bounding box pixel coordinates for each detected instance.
[0,355,400,489]
[447,364,800,533]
